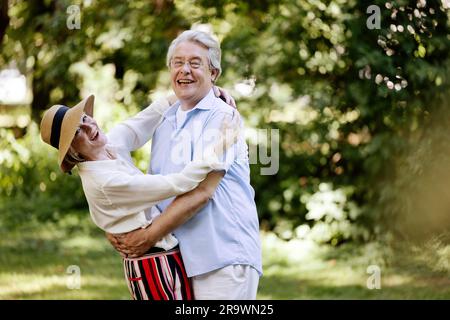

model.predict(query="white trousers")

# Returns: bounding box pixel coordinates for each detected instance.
[191,264,260,300]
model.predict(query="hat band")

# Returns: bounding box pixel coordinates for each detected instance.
[50,106,69,149]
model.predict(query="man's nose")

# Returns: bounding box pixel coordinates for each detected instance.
[181,62,191,73]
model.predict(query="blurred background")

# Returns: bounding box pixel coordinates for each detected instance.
[1,0,450,299]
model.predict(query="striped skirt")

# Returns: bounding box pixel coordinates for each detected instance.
[123,247,193,300]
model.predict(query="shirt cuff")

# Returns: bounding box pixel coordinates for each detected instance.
[201,147,227,171]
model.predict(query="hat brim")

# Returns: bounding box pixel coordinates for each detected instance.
[58,95,95,172]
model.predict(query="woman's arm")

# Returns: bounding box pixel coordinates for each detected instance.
[101,112,239,216]
[107,98,171,152]
[108,87,235,152]
[106,171,224,258]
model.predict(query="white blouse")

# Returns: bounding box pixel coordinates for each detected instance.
[77,98,224,249]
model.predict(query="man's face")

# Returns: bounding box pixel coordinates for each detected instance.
[170,41,218,109]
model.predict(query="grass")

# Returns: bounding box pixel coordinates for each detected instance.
[258,233,450,299]
[1,218,449,300]
[0,225,129,299]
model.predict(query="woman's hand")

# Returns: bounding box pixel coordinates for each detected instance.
[212,111,241,158]
[106,227,156,258]
[213,86,237,109]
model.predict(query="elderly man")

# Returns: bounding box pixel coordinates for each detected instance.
[109,30,262,300]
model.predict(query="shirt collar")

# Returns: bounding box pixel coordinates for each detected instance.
[77,159,119,172]
[163,88,217,118]
[77,143,120,171]
[193,88,216,110]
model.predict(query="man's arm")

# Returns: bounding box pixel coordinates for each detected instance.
[106,171,224,258]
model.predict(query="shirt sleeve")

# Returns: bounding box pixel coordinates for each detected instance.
[107,98,171,152]
[101,157,226,215]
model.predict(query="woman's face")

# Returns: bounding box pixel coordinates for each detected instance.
[71,113,107,159]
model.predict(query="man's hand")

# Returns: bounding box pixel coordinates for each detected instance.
[106,227,156,258]
[213,86,237,109]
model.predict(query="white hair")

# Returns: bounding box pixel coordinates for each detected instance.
[166,30,222,80]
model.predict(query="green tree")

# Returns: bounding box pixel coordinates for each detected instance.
[1,0,450,242]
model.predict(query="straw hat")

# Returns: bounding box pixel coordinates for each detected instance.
[40,95,95,173]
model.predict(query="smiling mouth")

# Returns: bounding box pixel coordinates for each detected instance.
[90,130,99,141]
[177,79,194,85]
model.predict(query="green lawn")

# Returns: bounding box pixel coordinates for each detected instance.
[1,219,449,299]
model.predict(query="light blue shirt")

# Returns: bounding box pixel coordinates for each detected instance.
[148,89,262,277]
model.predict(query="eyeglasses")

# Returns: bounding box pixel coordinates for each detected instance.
[170,59,204,69]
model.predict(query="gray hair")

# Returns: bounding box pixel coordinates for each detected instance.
[166,30,222,81]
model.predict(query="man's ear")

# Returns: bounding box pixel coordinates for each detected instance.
[211,68,219,83]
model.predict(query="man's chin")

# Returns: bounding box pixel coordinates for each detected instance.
[175,89,196,100]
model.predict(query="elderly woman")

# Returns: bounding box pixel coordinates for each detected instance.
[40,90,238,300]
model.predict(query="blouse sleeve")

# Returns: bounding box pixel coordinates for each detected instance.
[100,156,225,216]
[107,98,171,152]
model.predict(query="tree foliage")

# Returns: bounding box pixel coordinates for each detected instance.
[1,0,450,243]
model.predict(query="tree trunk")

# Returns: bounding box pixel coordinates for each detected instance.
[0,0,9,46]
